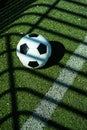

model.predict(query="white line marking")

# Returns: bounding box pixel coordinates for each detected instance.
[21,36,87,130]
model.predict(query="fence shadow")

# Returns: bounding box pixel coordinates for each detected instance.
[0,0,37,34]
[0,0,87,130]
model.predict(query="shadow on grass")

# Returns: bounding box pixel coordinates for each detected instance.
[44,41,65,68]
[0,0,37,34]
[0,86,87,129]
[0,0,7,8]
[63,0,87,7]
[0,0,87,130]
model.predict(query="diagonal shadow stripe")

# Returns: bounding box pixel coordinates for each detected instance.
[0,0,36,34]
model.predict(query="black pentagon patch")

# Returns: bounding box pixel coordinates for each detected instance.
[20,43,29,54]
[28,61,39,68]
[37,43,47,54]
[29,34,38,37]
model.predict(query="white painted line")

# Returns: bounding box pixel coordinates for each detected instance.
[21,36,87,130]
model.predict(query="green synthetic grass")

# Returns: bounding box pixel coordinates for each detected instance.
[0,0,87,130]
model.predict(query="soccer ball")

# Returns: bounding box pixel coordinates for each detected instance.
[16,34,52,69]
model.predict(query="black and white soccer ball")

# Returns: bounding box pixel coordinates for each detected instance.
[16,34,52,69]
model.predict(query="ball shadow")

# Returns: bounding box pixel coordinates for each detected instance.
[43,41,65,68]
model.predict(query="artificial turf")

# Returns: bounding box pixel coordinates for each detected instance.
[0,0,87,130]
